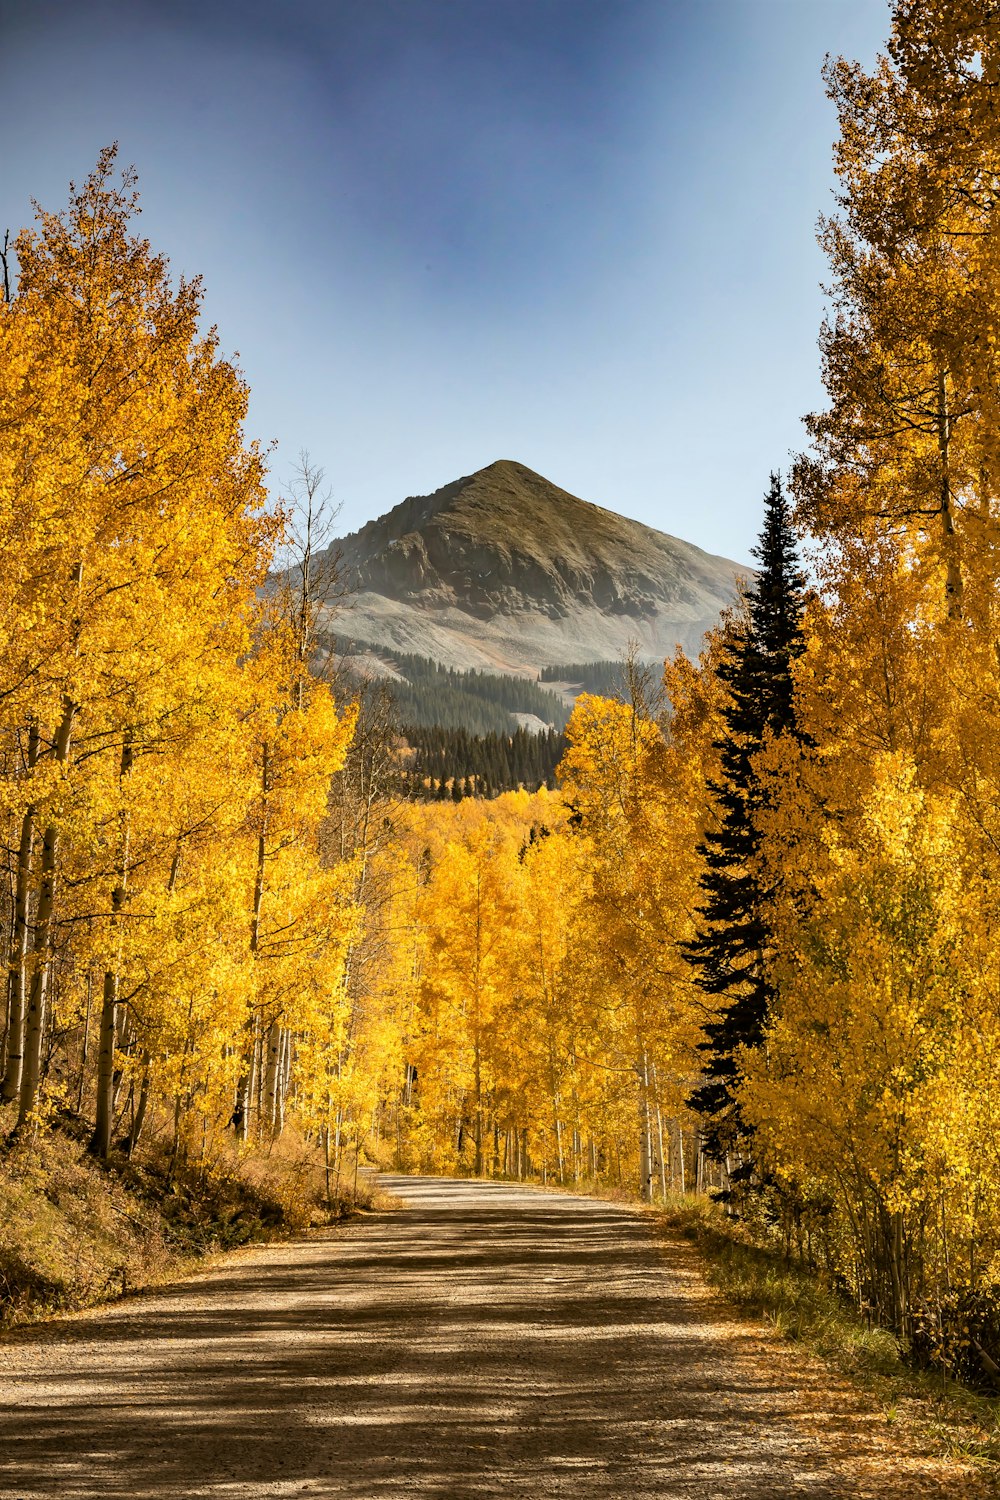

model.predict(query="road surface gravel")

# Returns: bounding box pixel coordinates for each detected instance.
[0,1175,986,1498]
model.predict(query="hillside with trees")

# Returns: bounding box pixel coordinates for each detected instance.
[334,642,570,735]
[399,725,564,799]
[539,661,624,698]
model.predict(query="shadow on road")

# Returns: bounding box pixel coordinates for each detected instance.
[0,1176,964,1499]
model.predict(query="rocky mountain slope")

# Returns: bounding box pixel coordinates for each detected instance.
[323,460,747,675]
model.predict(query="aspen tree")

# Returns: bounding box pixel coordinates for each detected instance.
[0,153,368,1166]
[558,689,707,1199]
[737,1,1000,1353]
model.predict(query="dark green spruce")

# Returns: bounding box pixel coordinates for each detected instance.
[403,724,563,799]
[686,473,806,1184]
[334,640,571,736]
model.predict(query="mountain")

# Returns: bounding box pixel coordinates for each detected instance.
[322,460,747,676]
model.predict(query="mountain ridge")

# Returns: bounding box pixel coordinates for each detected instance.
[321,460,747,675]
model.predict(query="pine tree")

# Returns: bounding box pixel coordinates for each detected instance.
[686,474,806,1176]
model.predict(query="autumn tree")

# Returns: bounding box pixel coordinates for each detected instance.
[0,152,363,1183]
[738,2,1000,1352]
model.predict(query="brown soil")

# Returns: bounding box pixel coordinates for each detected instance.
[0,1176,986,1498]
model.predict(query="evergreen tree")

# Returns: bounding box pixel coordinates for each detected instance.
[402,725,566,799]
[686,474,806,1177]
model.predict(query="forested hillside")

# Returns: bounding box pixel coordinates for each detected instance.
[336,642,570,734]
[399,725,564,798]
[539,661,624,697]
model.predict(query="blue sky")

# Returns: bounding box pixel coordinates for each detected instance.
[0,0,888,564]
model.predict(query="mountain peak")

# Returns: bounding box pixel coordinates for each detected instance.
[327,462,745,674]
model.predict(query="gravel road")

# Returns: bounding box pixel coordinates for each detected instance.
[0,1176,984,1498]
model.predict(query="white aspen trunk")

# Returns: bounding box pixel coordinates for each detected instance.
[0,850,10,1079]
[473,1040,483,1175]
[234,1014,260,1144]
[91,970,120,1157]
[263,1017,282,1136]
[323,1124,333,1208]
[125,1052,151,1157]
[75,972,94,1114]
[233,742,269,1137]
[653,1087,668,1201]
[333,1104,344,1191]
[93,736,133,1158]
[637,1052,653,1202]
[251,1020,266,1135]
[937,367,963,619]
[278,1026,292,1133]
[17,699,76,1134]
[1,737,38,1106]
[168,1028,196,1183]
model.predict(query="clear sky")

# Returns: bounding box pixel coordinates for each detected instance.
[0,0,888,565]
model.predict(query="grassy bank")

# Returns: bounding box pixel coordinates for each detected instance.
[0,1105,381,1329]
[662,1194,1000,1477]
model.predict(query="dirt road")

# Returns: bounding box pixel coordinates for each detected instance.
[0,1176,984,1498]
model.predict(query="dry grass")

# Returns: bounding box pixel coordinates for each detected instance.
[662,1192,1000,1482]
[0,1104,386,1329]
[0,1113,171,1323]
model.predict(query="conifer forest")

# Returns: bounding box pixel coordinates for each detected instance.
[6,1,1000,1415]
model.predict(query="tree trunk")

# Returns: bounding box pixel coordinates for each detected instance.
[92,736,133,1159]
[233,742,269,1135]
[75,972,94,1113]
[91,969,120,1157]
[278,1026,291,1134]
[1,796,37,1103]
[16,824,58,1133]
[937,367,963,620]
[652,1065,668,1201]
[16,700,76,1135]
[472,1041,483,1175]
[637,1052,653,1202]
[125,1053,151,1157]
[232,750,268,1134]
[263,1016,282,1137]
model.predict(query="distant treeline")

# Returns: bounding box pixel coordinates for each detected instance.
[401,725,565,799]
[539,661,626,698]
[336,641,570,735]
